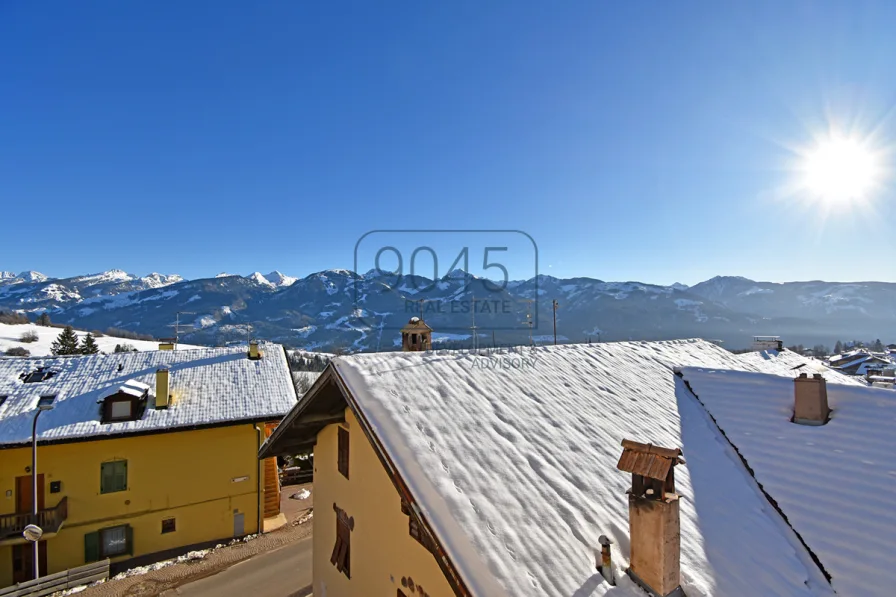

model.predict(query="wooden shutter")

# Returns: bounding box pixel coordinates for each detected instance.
[84,531,100,562]
[125,525,134,555]
[118,461,128,492]
[337,427,349,479]
[330,511,351,578]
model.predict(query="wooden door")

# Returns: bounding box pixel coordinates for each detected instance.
[15,474,44,514]
[12,542,47,583]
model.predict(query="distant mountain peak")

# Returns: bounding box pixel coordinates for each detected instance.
[263,271,297,287]
[17,271,48,282]
[0,271,16,279]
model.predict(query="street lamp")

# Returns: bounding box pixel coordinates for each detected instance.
[30,402,53,580]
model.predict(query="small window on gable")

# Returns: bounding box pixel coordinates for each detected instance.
[337,426,349,479]
[161,518,176,534]
[38,395,56,408]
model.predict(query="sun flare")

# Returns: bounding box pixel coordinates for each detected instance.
[802,136,880,204]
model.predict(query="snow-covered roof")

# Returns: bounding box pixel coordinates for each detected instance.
[678,367,896,597]
[320,340,845,597]
[0,342,297,447]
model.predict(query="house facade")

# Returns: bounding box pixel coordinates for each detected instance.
[0,342,296,587]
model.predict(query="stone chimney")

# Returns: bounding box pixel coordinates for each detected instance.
[793,373,829,425]
[616,440,685,597]
[155,367,170,409]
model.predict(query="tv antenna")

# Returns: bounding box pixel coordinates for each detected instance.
[167,311,195,350]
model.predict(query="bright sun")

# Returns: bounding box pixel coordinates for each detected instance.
[802,136,880,204]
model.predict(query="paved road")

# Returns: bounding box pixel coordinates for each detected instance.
[164,535,312,597]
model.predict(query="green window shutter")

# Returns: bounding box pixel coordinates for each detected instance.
[125,525,134,556]
[118,461,128,492]
[84,531,100,562]
[101,461,128,493]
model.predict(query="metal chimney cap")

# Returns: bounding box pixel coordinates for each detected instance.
[598,535,613,546]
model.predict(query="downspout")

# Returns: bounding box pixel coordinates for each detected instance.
[254,425,263,535]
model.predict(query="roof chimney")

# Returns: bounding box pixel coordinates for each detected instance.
[158,342,174,351]
[248,341,263,360]
[616,440,685,597]
[155,367,170,409]
[793,373,829,425]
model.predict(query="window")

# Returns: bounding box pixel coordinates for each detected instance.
[108,399,132,420]
[85,525,133,561]
[38,395,56,408]
[22,368,56,384]
[100,460,127,494]
[330,505,352,578]
[161,518,176,534]
[337,426,349,479]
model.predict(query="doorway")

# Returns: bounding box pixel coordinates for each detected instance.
[12,542,47,584]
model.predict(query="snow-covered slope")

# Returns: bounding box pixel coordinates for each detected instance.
[679,367,896,597]
[331,340,836,597]
[0,323,201,356]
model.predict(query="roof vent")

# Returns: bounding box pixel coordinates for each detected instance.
[793,373,830,426]
[617,440,685,597]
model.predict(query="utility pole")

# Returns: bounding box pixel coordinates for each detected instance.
[470,294,478,352]
[552,299,559,345]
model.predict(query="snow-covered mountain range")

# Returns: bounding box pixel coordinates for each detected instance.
[1,269,894,351]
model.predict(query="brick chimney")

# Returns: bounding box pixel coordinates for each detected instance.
[793,373,829,425]
[616,440,685,597]
[155,367,170,409]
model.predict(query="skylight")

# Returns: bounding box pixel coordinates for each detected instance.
[22,368,57,384]
[38,395,56,408]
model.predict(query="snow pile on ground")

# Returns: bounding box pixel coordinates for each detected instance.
[679,367,896,597]
[0,322,202,356]
[333,340,835,597]
[290,488,311,500]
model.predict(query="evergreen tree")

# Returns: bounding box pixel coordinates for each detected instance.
[872,339,884,352]
[51,325,80,355]
[834,340,843,354]
[80,332,100,354]
[37,313,51,326]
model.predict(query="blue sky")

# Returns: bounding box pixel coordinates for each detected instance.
[2,2,894,285]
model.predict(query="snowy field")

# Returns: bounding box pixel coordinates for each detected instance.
[0,322,202,356]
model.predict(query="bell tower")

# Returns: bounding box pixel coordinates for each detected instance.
[401,317,432,352]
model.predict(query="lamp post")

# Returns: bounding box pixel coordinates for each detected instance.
[30,403,53,580]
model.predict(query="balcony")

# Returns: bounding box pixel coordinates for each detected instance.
[0,497,68,545]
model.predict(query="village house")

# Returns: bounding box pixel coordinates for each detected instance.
[0,341,296,587]
[261,336,893,597]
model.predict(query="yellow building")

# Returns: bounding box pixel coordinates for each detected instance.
[0,342,296,587]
